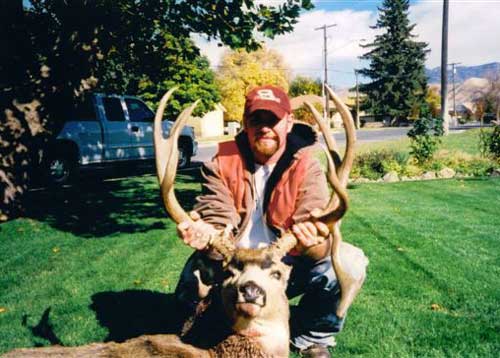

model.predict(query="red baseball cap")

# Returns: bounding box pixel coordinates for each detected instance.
[244,85,291,120]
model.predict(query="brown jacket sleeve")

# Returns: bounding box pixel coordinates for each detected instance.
[292,152,330,224]
[293,151,332,260]
[194,160,242,232]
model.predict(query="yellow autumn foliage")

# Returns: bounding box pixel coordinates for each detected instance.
[216,46,291,122]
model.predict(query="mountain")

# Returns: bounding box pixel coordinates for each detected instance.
[429,77,490,107]
[426,62,500,84]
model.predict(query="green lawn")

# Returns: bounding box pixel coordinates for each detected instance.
[1,173,499,356]
[355,128,486,155]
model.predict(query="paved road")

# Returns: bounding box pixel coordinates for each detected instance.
[193,127,411,164]
[192,125,479,164]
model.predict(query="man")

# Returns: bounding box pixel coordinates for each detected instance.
[176,85,346,358]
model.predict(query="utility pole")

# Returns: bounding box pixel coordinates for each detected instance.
[441,0,450,135]
[355,69,360,129]
[315,23,337,124]
[450,62,461,123]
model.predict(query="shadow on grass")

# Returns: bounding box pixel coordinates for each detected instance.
[24,164,203,238]
[90,290,185,342]
[22,307,63,347]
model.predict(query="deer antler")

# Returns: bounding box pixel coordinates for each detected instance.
[306,84,362,318]
[269,85,362,318]
[153,89,236,262]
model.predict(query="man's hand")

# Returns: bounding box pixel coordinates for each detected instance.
[177,211,219,250]
[292,221,330,253]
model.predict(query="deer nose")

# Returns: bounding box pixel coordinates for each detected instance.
[240,281,264,303]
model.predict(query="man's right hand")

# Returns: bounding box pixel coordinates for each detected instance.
[177,211,219,250]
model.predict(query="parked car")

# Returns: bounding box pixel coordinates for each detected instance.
[40,93,197,186]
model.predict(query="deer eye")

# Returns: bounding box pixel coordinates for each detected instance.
[270,271,282,280]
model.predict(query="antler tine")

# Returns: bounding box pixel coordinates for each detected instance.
[153,90,236,263]
[303,100,342,169]
[325,84,356,188]
[304,100,349,225]
[155,95,199,224]
[154,87,178,184]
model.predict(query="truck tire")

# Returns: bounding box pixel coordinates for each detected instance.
[43,151,78,187]
[178,141,191,169]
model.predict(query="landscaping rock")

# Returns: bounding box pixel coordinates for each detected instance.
[421,171,436,180]
[491,168,500,177]
[383,171,399,183]
[438,167,456,179]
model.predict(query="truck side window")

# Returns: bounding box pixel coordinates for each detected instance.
[103,97,126,122]
[126,99,154,122]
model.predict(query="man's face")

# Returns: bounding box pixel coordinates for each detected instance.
[244,110,293,164]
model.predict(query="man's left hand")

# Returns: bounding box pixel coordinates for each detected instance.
[292,221,330,253]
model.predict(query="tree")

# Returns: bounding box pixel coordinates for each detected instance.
[289,75,322,97]
[425,87,441,118]
[215,46,291,121]
[358,0,429,125]
[483,73,500,121]
[293,102,323,126]
[0,0,313,220]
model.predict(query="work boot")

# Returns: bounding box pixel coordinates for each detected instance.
[300,344,332,358]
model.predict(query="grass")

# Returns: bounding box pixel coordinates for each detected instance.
[1,171,499,356]
[355,128,486,155]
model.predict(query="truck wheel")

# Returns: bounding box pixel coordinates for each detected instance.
[178,141,191,169]
[43,153,77,187]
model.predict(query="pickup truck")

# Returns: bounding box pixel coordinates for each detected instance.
[41,93,197,185]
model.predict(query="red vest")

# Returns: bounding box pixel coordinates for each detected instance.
[216,140,313,230]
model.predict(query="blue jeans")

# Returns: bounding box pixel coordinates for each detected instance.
[175,252,344,349]
[285,254,345,349]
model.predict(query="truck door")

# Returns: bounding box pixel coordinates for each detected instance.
[124,97,155,159]
[100,96,131,161]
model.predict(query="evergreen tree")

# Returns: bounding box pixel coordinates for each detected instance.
[358,0,429,124]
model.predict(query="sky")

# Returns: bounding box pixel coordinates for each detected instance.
[195,0,500,88]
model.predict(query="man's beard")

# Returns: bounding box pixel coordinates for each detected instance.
[253,138,278,157]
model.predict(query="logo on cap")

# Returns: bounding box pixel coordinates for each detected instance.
[256,89,281,103]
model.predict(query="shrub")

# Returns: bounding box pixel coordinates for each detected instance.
[479,123,500,161]
[353,150,408,179]
[432,150,494,176]
[401,163,422,177]
[407,116,444,164]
